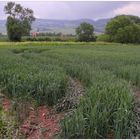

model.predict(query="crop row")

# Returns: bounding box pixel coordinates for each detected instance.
[0,43,140,138]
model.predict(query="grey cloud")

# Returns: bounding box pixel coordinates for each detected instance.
[0,1,139,20]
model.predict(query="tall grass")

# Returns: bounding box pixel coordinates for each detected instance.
[0,53,67,106]
[60,71,133,138]
[0,42,140,138]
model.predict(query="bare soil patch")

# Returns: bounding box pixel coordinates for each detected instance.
[55,77,85,112]
[132,86,140,138]
[0,77,85,139]
[20,106,64,139]
[0,93,11,111]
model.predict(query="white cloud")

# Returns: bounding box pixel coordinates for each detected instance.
[114,2,140,16]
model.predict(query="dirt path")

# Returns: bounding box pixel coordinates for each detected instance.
[0,77,85,139]
[20,106,64,139]
[20,77,85,139]
[133,87,140,102]
[0,93,11,111]
[55,77,85,112]
[0,93,64,139]
[132,86,140,138]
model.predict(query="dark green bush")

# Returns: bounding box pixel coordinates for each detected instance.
[26,36,51,41]
[97,34,111,42]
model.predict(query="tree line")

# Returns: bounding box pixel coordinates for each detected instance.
[4,2,140,44]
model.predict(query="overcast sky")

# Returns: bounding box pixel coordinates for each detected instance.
[0,1,140,20]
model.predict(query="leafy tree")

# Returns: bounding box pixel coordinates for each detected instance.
[105,15,140,43]
[6,17,22,41]
[105,16,132,39]
[76,22,95,42]
[4,2,35,41]
[121,15,140,24]
[115,24,140,43]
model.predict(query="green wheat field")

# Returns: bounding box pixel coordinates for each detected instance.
[0,42,140,138]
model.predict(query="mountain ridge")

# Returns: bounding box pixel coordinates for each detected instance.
[0,18,110,35]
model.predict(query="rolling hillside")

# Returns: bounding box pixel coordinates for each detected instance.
[0,18,110,35]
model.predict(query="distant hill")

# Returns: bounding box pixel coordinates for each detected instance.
[0,18,110,35]
[0,20,6,34]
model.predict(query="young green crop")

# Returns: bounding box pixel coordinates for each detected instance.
[0,42,140,138]
[60,70,134,138]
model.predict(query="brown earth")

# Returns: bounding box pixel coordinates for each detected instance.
[133,86,140,102]
[0,94,64,139]
[0,77,85,139]
[20,106,64,139]
[132,86,140,139]
[0,93,11,111]
[55,77,85,112]
[1,94,64,139]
